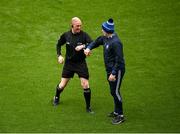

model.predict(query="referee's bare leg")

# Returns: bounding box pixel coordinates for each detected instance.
[53,78,70,106]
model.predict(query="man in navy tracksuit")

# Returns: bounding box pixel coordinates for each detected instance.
[84,18,125,124]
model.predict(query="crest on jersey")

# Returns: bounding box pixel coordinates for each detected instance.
[106,44,109,49]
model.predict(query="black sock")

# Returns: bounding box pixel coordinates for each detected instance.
[83,88,91,109]
[55,84,63,98]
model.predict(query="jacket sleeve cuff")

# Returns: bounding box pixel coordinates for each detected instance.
[111,70,116,75]
[57,53,61,57]
[86,46,91,50]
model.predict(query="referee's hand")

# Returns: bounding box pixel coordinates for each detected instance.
[58,55,64,64]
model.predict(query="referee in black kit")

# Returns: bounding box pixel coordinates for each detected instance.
[53,17,94,113]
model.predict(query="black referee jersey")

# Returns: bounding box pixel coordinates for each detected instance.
[56,30,92,62]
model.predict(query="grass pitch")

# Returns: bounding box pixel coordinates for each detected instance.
[0,0,179,132]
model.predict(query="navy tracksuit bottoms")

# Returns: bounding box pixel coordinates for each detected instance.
[107,68,125,115]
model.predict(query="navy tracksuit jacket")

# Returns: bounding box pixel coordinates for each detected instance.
[87,33,125,115]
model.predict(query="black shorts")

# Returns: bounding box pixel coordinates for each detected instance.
[62,60,89,79]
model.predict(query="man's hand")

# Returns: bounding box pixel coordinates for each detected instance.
[75,44,85,51]
[58,55,64,64]
[108,74,116,81]
[84,48,91,56]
